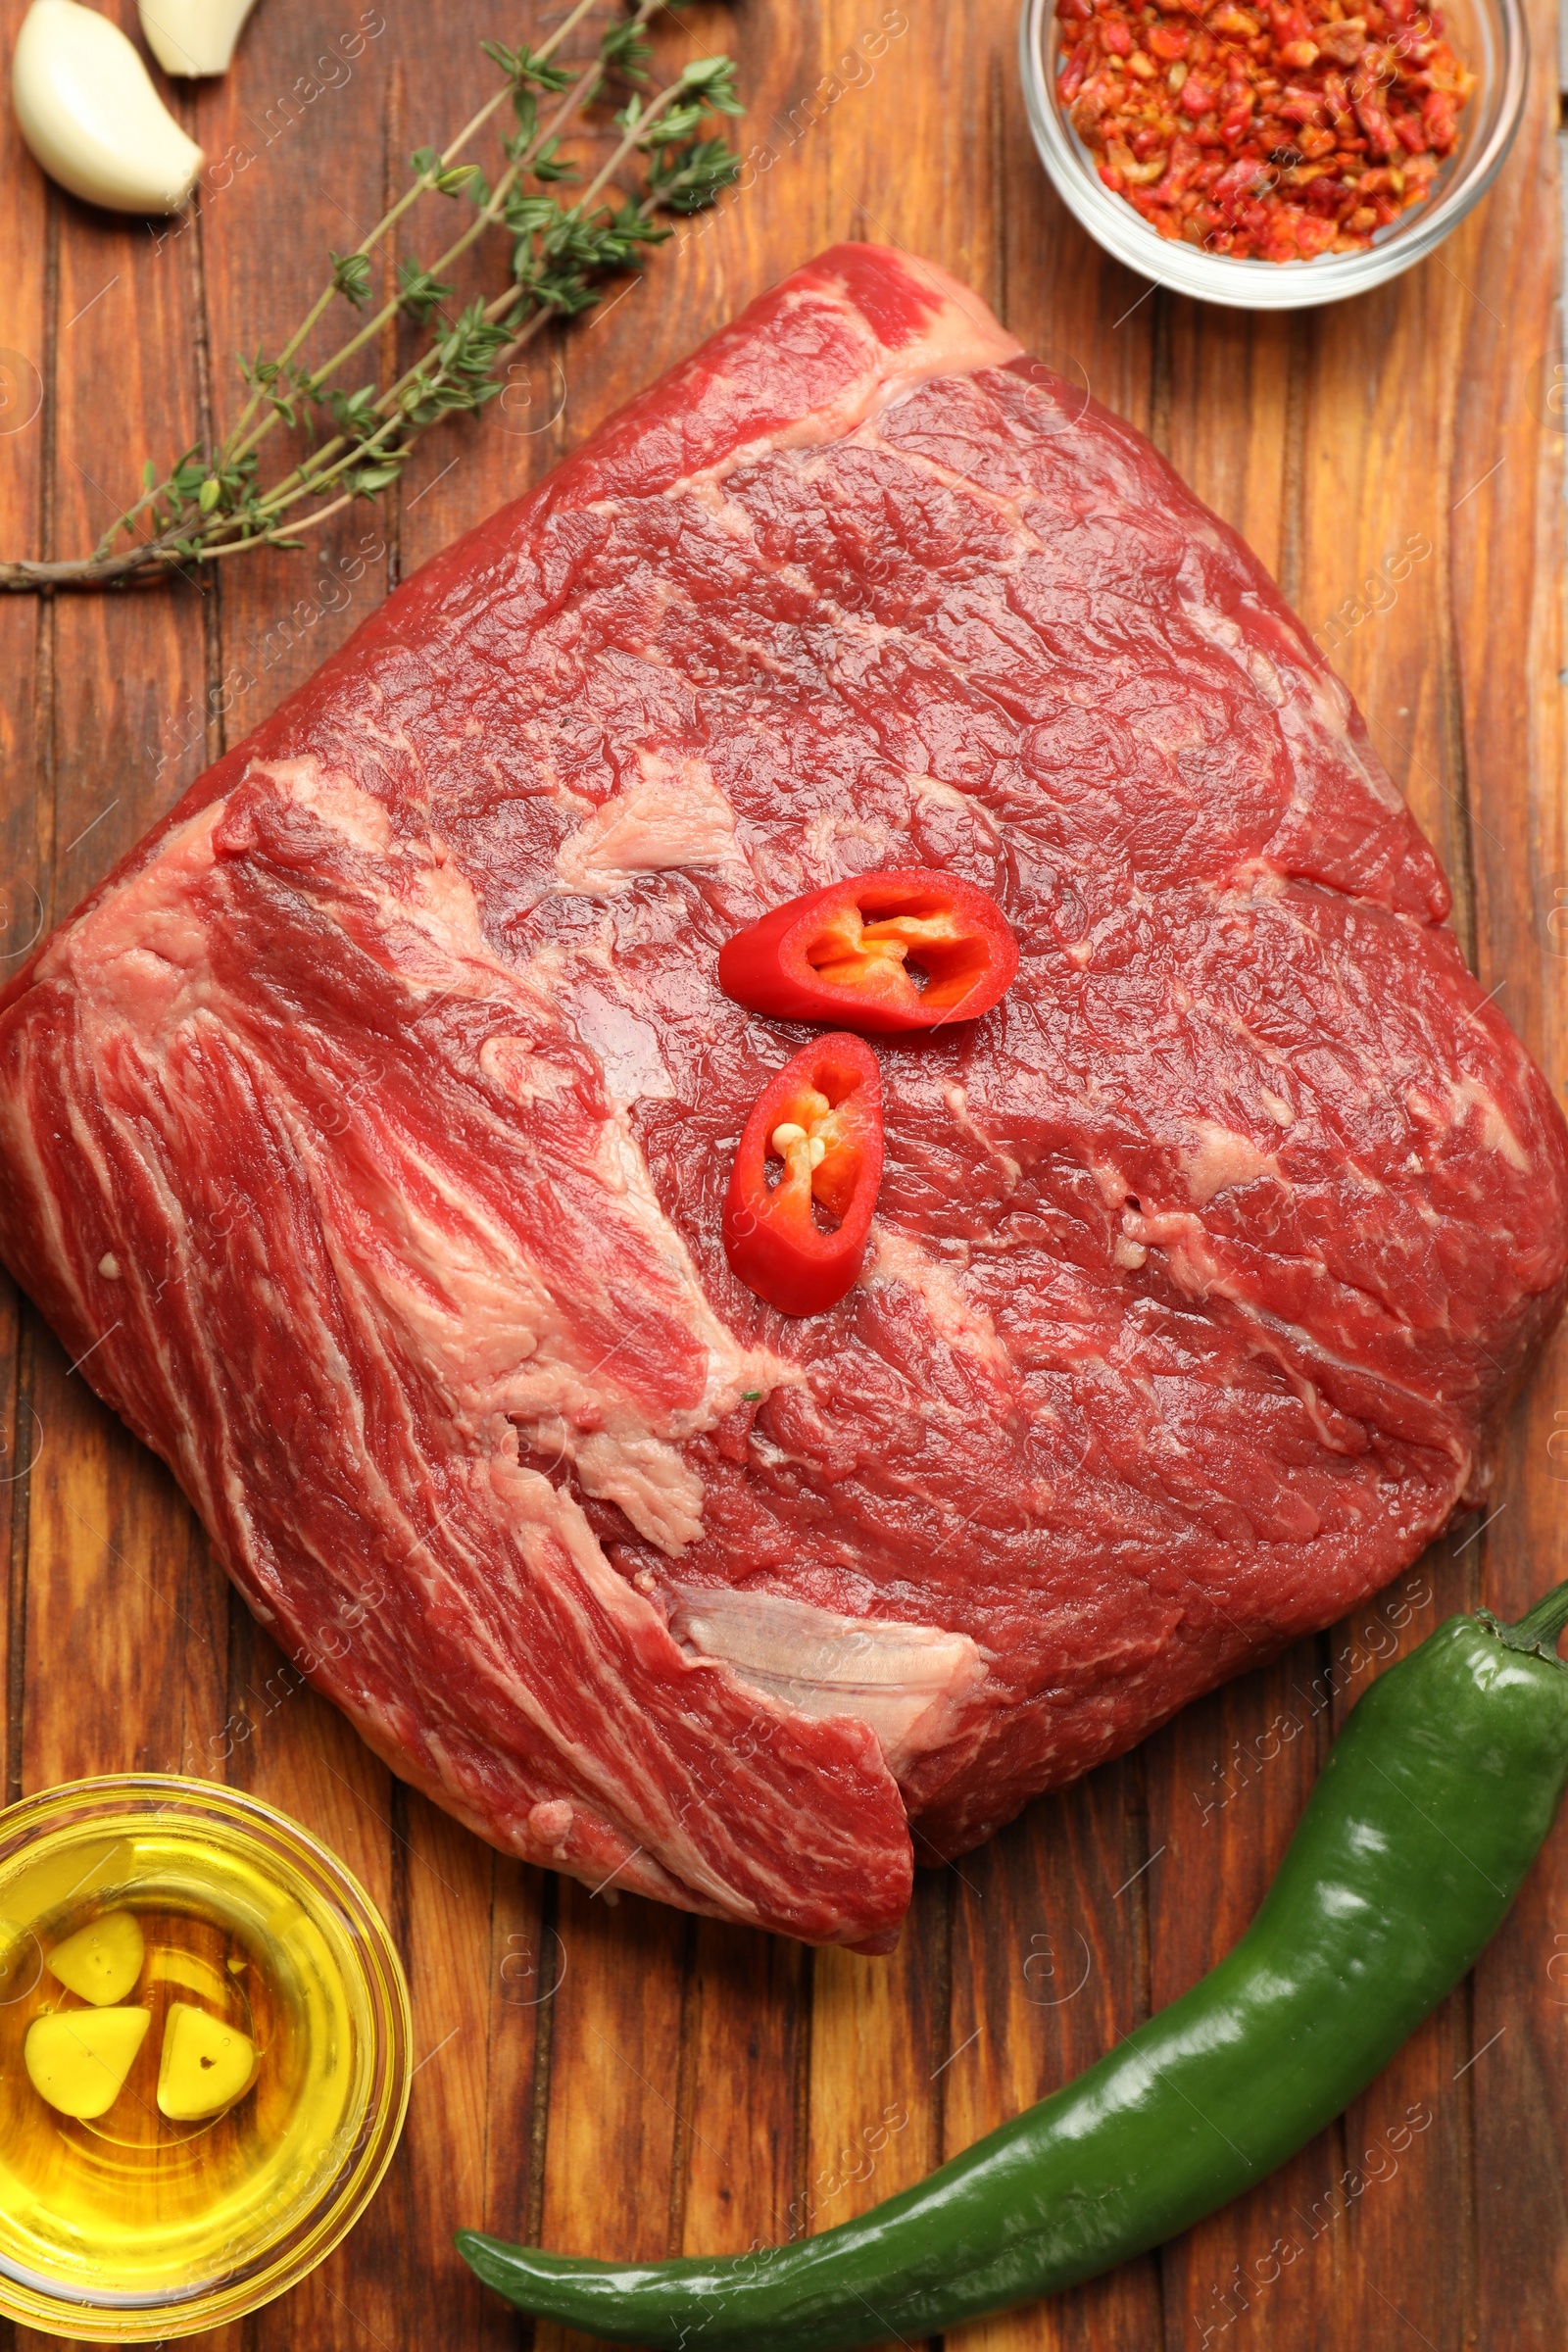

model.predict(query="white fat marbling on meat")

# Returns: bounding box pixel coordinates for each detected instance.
[944,1082,1022,1196]
[860,1225,1011,1373]
[1180,1120,1284,1204]
[1247,646,1287,708]
[35,801,226,1031]
[275,752,396,851]
[555,756,739,896]
[477,1035,574,1104]
[799,809,902,876]
[559,985,679,1105]
[1121,1199,1468,1446]
[668,1586,986,1779]
[909,771,1004,842]
[1119,1201,1229,1300]
[1446,1074,1531,1172]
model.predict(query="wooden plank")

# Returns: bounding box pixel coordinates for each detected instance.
[1161,309,1292,583]
[946,1760,1164,2352]
[533,1880,689,2352]
[805,1870,949,2350]
[22,1330,228,1792]
[39,65,212,915]
[395,1794,544,2352]
[679,1921,808,2260]
[1294,260,1475,939]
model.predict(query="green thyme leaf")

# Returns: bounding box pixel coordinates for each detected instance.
[397,261,455,324]
[530,137,579,185]
[679,56,744,113]
[480,37,573,94]
[329,250,373,307]
[600,15,652,81]
[646,136,743,213]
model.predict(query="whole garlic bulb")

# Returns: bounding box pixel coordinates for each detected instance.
[139,0,260,77]
[12,0,204,214]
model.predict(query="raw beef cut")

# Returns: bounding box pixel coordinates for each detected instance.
[1,245,1564,1949]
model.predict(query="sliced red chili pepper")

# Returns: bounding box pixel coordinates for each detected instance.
[716,868,1018,1035]
[721,1035,883,1317]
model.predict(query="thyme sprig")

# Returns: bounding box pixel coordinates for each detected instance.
[1,0,740,590]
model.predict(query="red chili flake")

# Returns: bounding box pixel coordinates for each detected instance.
[1056,0,1475,260]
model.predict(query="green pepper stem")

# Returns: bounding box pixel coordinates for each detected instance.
[1500,1576,1568,1654]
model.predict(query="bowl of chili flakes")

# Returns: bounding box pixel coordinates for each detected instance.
[1019,0,1526,306]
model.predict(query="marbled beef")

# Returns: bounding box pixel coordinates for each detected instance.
[2,246,1563,1947]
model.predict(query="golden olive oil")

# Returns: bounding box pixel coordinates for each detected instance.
[0,1785,410,2337]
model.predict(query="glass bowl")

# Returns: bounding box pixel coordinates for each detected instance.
[0,1776,412,2341]
[1019,0,1528,309]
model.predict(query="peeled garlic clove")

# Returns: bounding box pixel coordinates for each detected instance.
[12,0,204,215]
[45,1910,145,2006]
[156,2000,257,2119]
[139,0,260,78]
[24,2005,151,2119]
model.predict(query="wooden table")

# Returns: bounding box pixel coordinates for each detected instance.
[0,0,1564,2343]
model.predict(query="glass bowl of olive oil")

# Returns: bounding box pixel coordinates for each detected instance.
[0,1776,412,2339]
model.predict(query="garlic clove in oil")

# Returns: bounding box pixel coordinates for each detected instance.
[24,2006,152,2120]
[138,0,260,78]
[45,1910,145,2007]
[156,2000,258,2119]
[12,0,204,215]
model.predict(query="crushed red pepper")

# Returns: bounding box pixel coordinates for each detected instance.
[1055,0,1476,260]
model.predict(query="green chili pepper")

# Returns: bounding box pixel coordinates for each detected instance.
[458,1578,1568,2351]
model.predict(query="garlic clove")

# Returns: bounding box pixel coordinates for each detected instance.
[156,2000,258,2119]
[12,0,204,215]
[45,1910,146,2006]
[24,2006,152,2120]
[138,0,260,78]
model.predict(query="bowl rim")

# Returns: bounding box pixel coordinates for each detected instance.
[0,1772,414,2342]
[1018,0,1530,310]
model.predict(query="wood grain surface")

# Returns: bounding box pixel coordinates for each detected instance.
[0,0,1564,2344]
